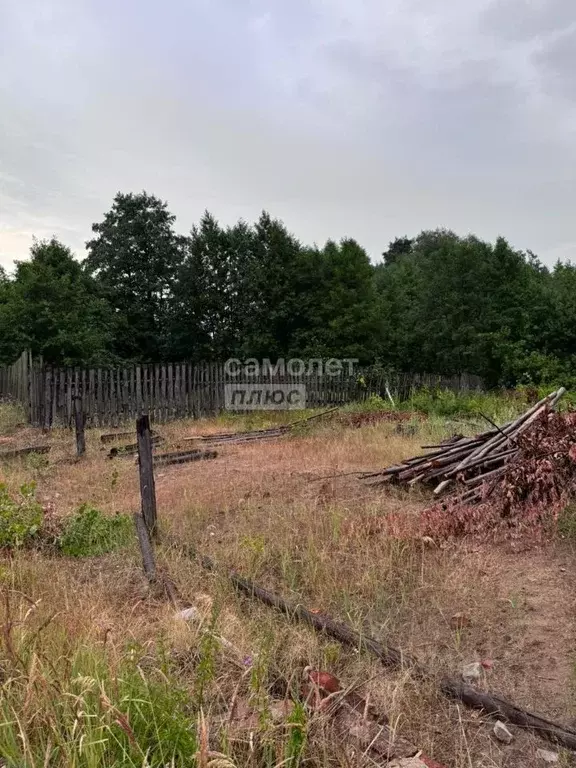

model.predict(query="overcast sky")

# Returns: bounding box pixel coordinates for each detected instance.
[1,0,575,272]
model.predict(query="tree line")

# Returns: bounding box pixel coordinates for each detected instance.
[0,191,574,387]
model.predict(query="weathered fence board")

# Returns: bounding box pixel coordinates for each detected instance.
[0,353,483,429]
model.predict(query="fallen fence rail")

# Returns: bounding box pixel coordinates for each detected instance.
[171,540,576,751]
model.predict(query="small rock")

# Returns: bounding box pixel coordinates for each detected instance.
[176,606,200,622]
[536,749,559,764]
[462,662,482,682]
[493,720,513,744]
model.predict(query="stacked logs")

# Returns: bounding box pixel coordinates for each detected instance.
[361,388,566,501]
[183,407,340,447]
[183,425,290,447]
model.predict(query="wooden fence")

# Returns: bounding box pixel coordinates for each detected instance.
[0,354,483,428]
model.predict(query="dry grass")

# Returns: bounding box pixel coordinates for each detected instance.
[1,411,576,766]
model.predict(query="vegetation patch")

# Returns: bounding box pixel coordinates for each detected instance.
[0,629,198,767]
[58,504,133,557]
[0,482,43,548]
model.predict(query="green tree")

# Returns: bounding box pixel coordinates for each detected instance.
[167,212,255,361]
[85,192,185,362]
[298,238,378,362]
[238,212,308,359]
[375,230,554,385]
[1,238,114,365]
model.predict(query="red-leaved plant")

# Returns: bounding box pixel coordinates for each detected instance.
[421,410,576,541]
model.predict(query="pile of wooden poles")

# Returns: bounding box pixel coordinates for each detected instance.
[183,406,339,447]
[184,425,290,447]
[362,388,566,500]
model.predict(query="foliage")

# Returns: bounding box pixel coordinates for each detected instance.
[421,410,576,540]
[58,504,133,557]
[0,238,114,366]
[0,482,43,548]
[0,629,198,767]
[5,193,576,387]
[85,191,186,362]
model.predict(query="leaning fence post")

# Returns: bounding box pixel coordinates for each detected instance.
[73,396,86,457]
[133,512,157,581]
[136,414,157,538]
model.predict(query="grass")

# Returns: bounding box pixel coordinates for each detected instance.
[1,393,575,766]
[58,504,133,557]
[0,400,25,435]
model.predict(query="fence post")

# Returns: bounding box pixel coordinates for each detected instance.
[136,414,157,538]
[43,368,52,431]
[73,396,86,457]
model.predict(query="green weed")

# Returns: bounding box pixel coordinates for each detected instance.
[558,503,576,539]
[58,504,133,557]
[0,630,198,767]
[0,401,24,435]
[0,482,43,548]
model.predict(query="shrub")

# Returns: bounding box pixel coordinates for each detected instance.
[58,504,133,557]
[342,393,389,412]
[0,482,43,548]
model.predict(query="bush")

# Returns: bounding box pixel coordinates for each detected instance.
[342,393,389,412]
[59,504,133,557]
[0,482,43,548]
[401,387,523,423]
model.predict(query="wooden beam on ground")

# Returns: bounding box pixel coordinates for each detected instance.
[0,445,51,460]
[153,449,217,468]
[101,429,159,444]
[175,542,576,751]
[108,435,163,458]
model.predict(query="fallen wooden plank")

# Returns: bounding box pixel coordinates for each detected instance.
[0,445,51,460]
[101,429,159,444]
[108,435,164,458]
[174,542,576,751]
[153,450,218,467]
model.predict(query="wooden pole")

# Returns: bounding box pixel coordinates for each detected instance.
[73,396,85,457]
[133,512,157,581]
[136,414,157,538]
[175,542,576,750]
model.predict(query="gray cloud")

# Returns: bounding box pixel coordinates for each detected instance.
[1,0,576,270]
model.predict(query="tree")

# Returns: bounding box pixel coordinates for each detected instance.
[382,236,413,266]
[167,213,255,361]
[300,238,379,362]
[374,229,554,385]
[238,212,309,360]
[85,192,185,362]
[1,238,114,365]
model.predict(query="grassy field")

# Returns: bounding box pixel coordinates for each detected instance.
[1,395,575,767]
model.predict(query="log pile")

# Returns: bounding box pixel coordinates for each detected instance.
[361,388,566,503]
[183,407,340,447]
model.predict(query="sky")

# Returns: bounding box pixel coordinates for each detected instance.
[1,0,576,272]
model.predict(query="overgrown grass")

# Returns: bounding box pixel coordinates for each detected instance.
[0,622,199,767]
[399,387,527,422]
[1,397,574,766]
[58,504,133,557]
[0,401,24,435]
[0,482,43,548]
